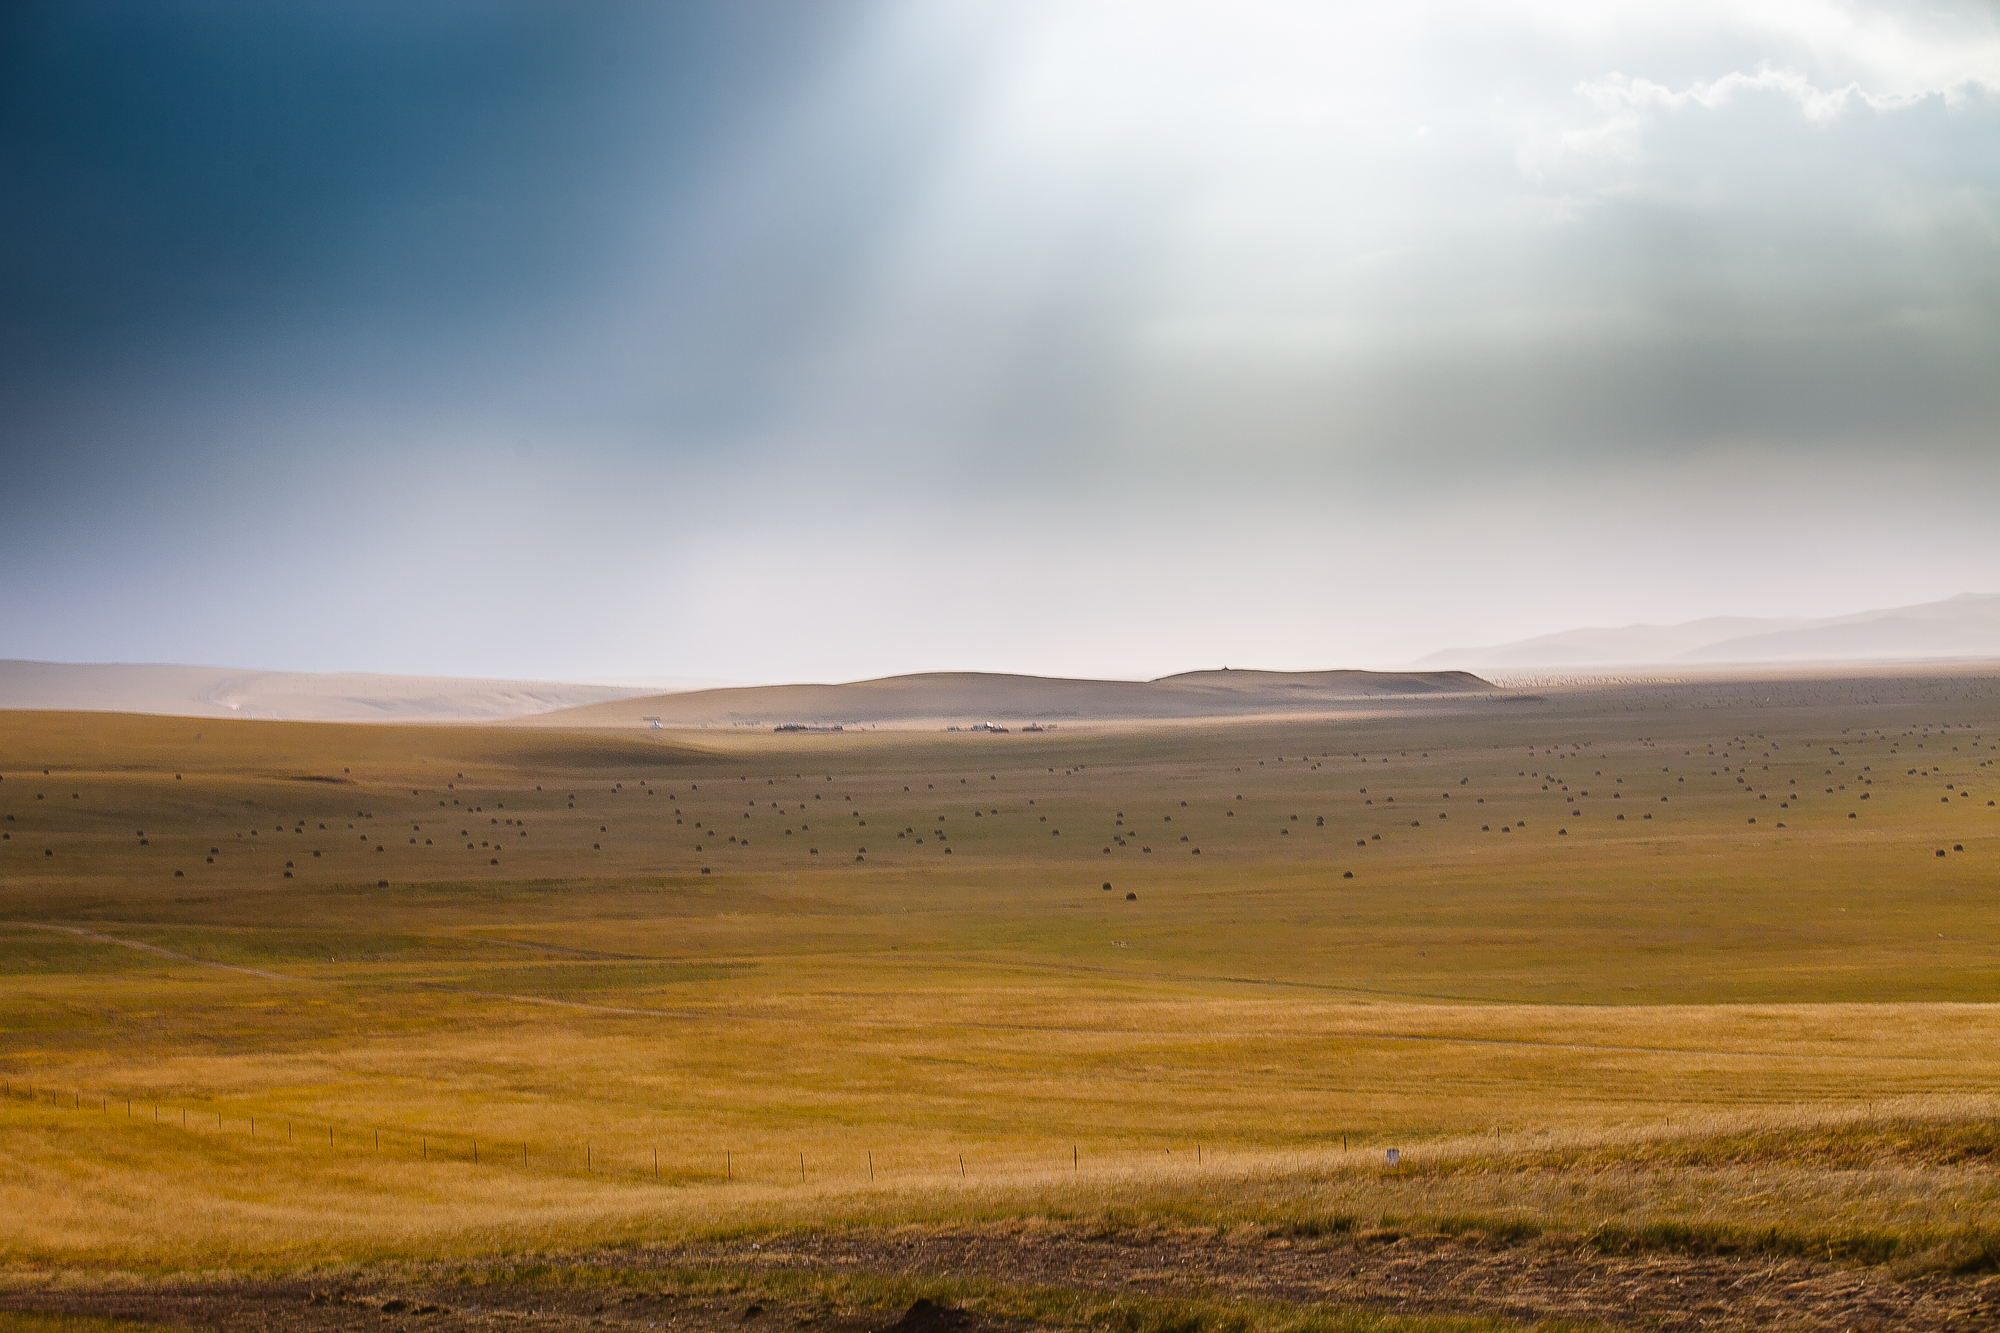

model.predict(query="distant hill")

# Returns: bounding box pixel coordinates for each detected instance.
[0,661,723,722]
[521,668,1496,729]
[1416,594,2000,669]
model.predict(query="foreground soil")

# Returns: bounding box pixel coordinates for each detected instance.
[0,1280,1016,1333]
[683,1224,2000,1332]
[6,1223,1998,1333]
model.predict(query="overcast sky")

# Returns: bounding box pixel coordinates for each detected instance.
[3,0,1996,682]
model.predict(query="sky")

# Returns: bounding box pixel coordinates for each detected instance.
[2,0,1997,683]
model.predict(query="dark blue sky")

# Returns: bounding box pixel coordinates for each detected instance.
[2,2,854,425]
[4,1,1998,680]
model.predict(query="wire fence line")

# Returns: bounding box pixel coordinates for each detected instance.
[0,1078,1239,1186]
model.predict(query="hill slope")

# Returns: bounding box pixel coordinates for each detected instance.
[1417,593,2000,668]
[0,661,702,722]
[521,667,1495,728]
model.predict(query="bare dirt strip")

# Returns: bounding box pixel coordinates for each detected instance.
[669,1223,2000,1332]
[5,1223,1998,1332]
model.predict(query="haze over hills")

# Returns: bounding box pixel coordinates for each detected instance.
[14,592,1994,725]
[520,668,1495,729]
[0,662,1492,726]
[0,661,726,722]
[1416,594,2000,670]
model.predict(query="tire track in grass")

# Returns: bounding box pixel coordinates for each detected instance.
[18,922,301,982]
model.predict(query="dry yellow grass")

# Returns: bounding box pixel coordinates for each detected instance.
[1,670,1997,1270]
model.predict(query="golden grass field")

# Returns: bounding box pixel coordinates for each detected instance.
[2,669,1998,1329]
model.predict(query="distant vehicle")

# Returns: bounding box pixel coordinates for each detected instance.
[642,716,663,729]
[970,721,1010,733]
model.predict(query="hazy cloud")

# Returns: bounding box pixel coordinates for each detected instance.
[2,0,1996,679]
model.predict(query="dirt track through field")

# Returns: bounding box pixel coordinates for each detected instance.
[17,922,302,982]
[667,1224,2000,1332]
[6,1225,1998,1332]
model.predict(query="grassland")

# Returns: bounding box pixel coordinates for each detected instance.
[1,670,1998,1329]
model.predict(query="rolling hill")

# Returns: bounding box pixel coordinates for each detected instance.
[0,661,719,722]
[519,667,1495,729]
